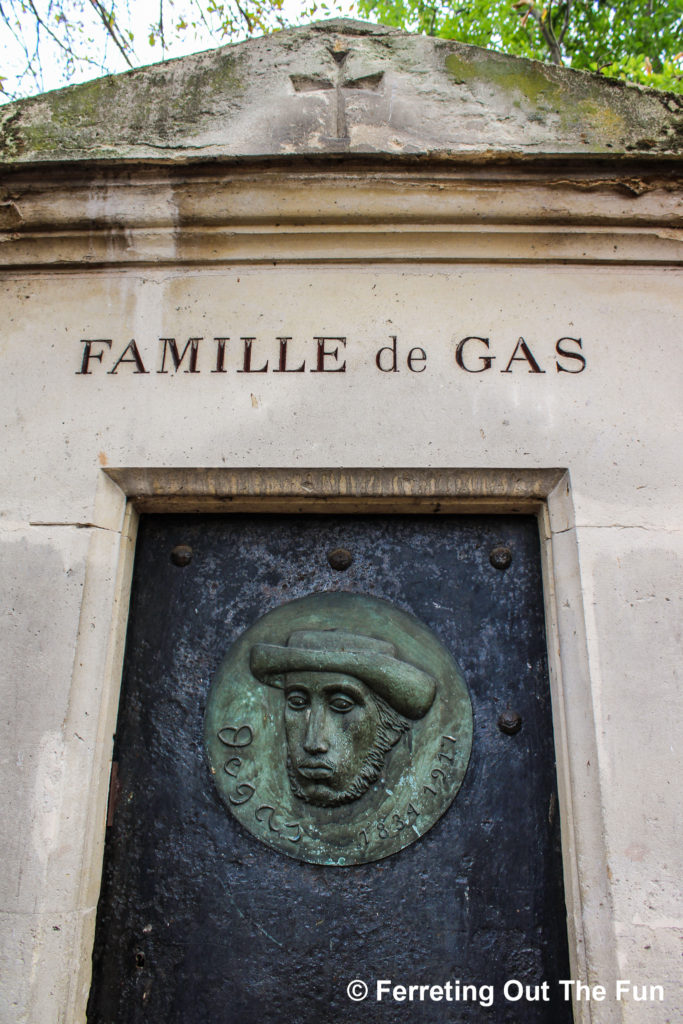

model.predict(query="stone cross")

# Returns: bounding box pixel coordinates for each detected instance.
[290,47,384,141]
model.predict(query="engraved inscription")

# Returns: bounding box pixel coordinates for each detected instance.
[254,805,304,842]
[218,725,253,747]
[76,334,586,377]
[218,727,255,803]
[229,783,255,805]
[223,757,242,776]
[282,822,303,843]
[423,735,461,796]
[255,805,280,831]
[361,802,421,846]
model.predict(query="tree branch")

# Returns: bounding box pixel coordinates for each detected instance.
[236,0,254,34]
[558,0,570,47]
[512,0,564,64]
[0,1,33,69]
[25,0,79,60]
[87,0,134,67]
[191,0,218,39]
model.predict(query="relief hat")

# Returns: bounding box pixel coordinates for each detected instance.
[250,629,436,720]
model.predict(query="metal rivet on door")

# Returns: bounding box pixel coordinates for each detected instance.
[498,710,523,735]
[489,546,512,570]
[327,547,353,571]
[170,544,193,567]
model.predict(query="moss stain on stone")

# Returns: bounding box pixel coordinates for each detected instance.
[166,55,244,124]
[1,50,245,158]
[445,52,563,105]
[445,50,630,145]
[571,98,625,138]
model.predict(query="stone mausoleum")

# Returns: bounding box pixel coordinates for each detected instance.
[1,18,681,1024]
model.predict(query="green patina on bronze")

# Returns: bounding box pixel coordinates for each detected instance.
[205,591,473,865]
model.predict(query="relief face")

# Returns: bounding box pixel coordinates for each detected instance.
[205,593,472,865]
[283,669,401,806]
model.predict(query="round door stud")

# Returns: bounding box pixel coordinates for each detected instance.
[328,547,353,571]
[490,545,512,570]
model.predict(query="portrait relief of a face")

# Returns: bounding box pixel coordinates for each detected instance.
[206,592,473,865]
[250,628,437,808]
[282,670,408,806]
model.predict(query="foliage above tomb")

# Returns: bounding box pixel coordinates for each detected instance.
[0,0,681,100]
[354,0,683,93]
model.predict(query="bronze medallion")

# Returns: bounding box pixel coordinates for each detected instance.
[205,592,472,865]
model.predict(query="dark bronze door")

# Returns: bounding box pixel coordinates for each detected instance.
[88,514,571,1024]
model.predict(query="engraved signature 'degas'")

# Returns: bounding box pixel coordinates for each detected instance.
[255,805,303,843]
[218,724,254,747]
[218,723,303,842]
[219,723,256,805]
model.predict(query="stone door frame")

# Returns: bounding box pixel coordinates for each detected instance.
[64,466,617,1024]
